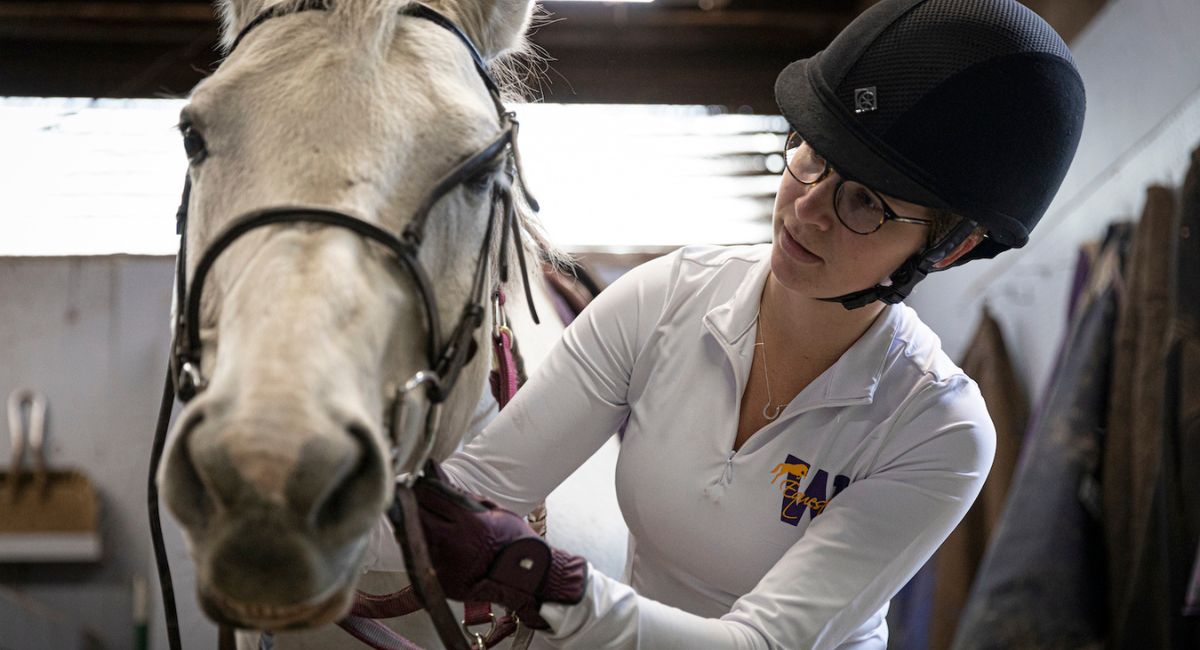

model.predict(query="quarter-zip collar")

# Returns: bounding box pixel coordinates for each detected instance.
[701,246,903,410]
[702,247,772,347]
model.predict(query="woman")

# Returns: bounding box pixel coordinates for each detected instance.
[383,0,1087,647]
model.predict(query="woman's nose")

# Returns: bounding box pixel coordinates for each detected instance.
[791,174,838,232]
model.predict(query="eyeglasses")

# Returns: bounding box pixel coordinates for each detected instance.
[784,132,933,235]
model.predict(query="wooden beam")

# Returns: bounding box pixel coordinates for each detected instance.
[0,2,214,22]
[537,3,850,32]
[0,22,215,43]
[0,0,856,106]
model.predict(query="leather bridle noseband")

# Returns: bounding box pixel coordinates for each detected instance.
[148,3,543,649]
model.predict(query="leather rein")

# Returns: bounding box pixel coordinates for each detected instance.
[147,3,543,649]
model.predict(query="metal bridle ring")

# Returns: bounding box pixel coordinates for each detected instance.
[391,370,444,487]
[177,361,207,401]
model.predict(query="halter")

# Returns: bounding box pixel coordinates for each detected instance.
[149,4,543,649]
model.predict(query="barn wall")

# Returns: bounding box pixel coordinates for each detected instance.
[0,255,217,649]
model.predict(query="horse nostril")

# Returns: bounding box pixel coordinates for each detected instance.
[160,413,217,529]
[310,423,387,538]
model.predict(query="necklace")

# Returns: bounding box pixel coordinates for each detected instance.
[754,315,783,420]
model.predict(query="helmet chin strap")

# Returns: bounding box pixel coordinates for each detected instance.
[818,220,979,310]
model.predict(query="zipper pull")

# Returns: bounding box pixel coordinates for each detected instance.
[721,450,735,485]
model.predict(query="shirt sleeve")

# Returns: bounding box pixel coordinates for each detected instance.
[439,249,683,516]
[538,376,996,650]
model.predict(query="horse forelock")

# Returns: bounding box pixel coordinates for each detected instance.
[216,0,406,53]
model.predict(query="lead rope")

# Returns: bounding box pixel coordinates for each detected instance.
[337,289,543,650]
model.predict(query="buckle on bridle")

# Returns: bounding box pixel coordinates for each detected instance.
[462,611,496,650]
[490,289,509,338]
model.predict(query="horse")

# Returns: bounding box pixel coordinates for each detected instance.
[155,0,563,641]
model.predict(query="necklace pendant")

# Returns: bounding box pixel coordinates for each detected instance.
[762,403,783,420]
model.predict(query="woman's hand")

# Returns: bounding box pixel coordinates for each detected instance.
[413,462,589,629]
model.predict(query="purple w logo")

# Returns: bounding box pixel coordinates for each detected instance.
[773,454,851,526]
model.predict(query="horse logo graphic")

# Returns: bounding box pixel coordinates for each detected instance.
[770,461,809,488]
[771,454,851,526]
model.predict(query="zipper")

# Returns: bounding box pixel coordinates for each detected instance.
[704,449,737,502]
[720,450,735,485]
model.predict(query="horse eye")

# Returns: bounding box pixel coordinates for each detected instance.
[180,124,208,163]
[465,168,496,194]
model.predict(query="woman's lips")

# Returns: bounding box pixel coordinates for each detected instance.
[780,227,823,263]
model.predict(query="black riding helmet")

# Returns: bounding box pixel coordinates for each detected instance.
[774,0,1086,309]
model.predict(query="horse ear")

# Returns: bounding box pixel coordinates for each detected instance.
[436,0,536,60]
[215,0,268,51]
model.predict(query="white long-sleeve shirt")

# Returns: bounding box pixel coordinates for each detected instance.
[436,244,995,649]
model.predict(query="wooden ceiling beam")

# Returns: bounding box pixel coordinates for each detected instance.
[0,2,214,22]
[0,0,1106,102]
[0,21,213,43]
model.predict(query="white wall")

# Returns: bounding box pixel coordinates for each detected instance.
[908,0,1200,399]
[0,255,220,649]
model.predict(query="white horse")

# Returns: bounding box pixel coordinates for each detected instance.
[155,0,627,645]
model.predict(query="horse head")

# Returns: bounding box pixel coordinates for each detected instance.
[157,0,539,630]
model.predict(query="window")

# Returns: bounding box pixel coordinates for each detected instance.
[0,98,784,256]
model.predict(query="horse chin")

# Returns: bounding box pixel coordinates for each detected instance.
[192,529,369,631]
[199,578,356,631]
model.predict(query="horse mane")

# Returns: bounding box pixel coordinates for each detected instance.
[485,6,571,276]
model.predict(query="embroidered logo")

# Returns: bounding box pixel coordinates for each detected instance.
[854,87,878,114]
[770,454,850,526]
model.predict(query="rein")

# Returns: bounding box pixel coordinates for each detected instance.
[148,4,545,649]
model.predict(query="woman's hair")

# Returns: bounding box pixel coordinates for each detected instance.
[927,210,988,252]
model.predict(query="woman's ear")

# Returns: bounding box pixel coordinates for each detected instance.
[932,228,987,270]
[433,0,536,60]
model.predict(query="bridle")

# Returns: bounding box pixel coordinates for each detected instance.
[147,2,543,648]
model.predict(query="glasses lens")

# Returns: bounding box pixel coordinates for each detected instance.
[784,134,826,184]
[835,181,887,234]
